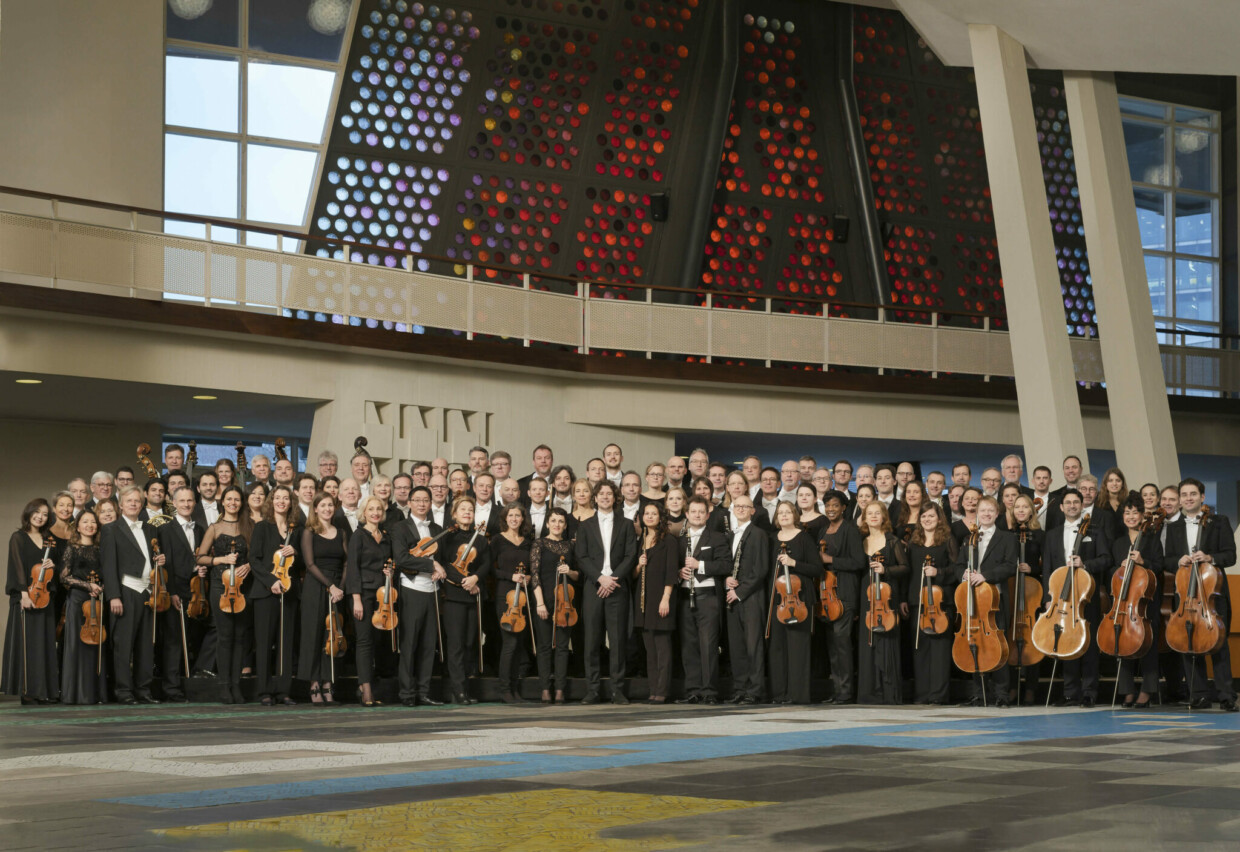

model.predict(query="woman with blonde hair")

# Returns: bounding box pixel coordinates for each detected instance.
[857,501,909,704]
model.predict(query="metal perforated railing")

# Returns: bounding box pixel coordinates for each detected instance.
[0,206,1235,393]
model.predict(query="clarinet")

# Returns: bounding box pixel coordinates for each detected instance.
[683,524,696,612]
[727,530,743,612]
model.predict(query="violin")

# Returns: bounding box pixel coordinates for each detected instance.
[774,542,807,626]
[817,538,844,621]
[146,538,171,614]
[1006,524,1044,668]
[218,540,247,614]
[916,554,949,638]
[1031,516,1094,660]
[452,526,484,577]
[952,524,1009,676]
[500,561,530,633]
[1165,505,1227,656]
[80,569,106,675]
[26,542,54,609]
[187,569,209,620]
[864,550,897,645]
[324,605,348,657]
[372,558,399,637]
[1098,510,1161,660]
[553,560,577,628]
[136,443,161,481]
[271,526,295,591]
[409,527,453,558]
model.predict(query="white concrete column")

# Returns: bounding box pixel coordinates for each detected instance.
[1063,71,1180,486]
[968,24,1089,473]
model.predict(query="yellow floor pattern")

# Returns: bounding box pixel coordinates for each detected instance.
[160,788,772,851]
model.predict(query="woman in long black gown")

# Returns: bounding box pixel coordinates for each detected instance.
[3,498,59,703]
[531,508,577,704]
[492,503,534,704]
[195,486,253,704]
[907,503,958,705]
[857,501,909,704]
[300,492,348,705]
[248,486,302,706]
[345,495,394,707]
[59,509,109,704]
[768,501,823,705]
[634,502,678,704]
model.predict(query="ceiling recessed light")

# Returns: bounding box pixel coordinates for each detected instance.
[193,395,218,400]
[15,379,42,385]
[222,425,245,430]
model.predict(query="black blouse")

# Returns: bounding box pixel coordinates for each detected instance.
[60,543,102,593]
[771,529,825,609]
[302,527,347,587]
[531,536,576,595]
[345,525,393,596]
[250,520,302,600]
[907,539,959,608]
[492,533,535,600]
[440,527,491,603]
[6,531,51,598]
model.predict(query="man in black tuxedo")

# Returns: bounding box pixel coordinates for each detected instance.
[1163,478,1238,711]
[950,495,1019,707]
[574,480,638,704]
[675,496,732,705]
[156,487,204,702]
[724,495,770,704]
[392,486,448,706]
[1048,455,1084,500]
[1043,489,1112,707]
[192,471,222,529]
[101,486,166,704]
[517,444,554,501]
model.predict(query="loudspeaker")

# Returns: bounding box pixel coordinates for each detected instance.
[832,214,850,243]
[650,193,669,222]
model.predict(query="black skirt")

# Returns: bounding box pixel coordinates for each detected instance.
[60,589,109,704]
[2,596,60,700]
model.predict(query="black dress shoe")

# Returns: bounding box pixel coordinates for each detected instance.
[702,696,719,705]
[957,697,982,707]
[739,697,757,705]
[581,694,602,705]
[994,699,1011,708]
[1191,697,1213,710]
[675,695,701,705]
[166,695,189,704]
[402,697,418,707]
[280,696,297,706]
[723,694,745,705]
[1134,699,1151,709]
[1121,698,1136,709]
[501,692,521,705]
[136,695,160,704]
[121,696,139,706]
[1221,699,1239,712]
[1052,698,1074,707]
[259,695,274,706]
[611,693,630,705]
[452,693,475,705]
[418,695,444,706]
[1080,697,1096,708]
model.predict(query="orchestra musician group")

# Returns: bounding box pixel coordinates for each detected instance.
[3,439,1236,713]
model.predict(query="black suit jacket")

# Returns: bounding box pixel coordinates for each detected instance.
[392,516,444,578]
[517,473,549,502]
[949,528,1019,587]
[101,517,160,603]
[157,515,205,599]
[731,524,770,605]
[1162,513,1237,572]
[190,500,220,530]
[573,512,638,588]
[679,527,732,596]
[1043,520,1112,584]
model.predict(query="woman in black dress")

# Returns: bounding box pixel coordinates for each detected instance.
[59,509,109,705]
[768,501,823,705]
[440,497,490,705]
[634,502,678,703]
[493,503,534,704]
[1009,494,1044,705]
[1111,495,1163,709]
[664,488,687,538]
[950,487,982,546]
[3,498,59,703]
[531,508,577,704]
[895,480,927,543]
[907,502,958,704]
[857,502,909,704]
[795,484,827,541]
[196,485,253,704]
[997,482,1022,531]
[346,495,394,707]
[248,485,302,706]
[300,492,348,705]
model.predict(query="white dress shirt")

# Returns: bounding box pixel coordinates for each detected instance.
[529,503,548,537]
[976,525,995,565]
[180,517,196,552]
[342,506,360,532]
[777,488,797,504]
[622,501,641,522]
[474,501,492,530]
[1062,518,1081,560]
[121,517,154,594]
[605,471,623,488]
[749,483,761,500]
[1184,512,1203,552]
[553,494,573,512]
[431,503,447,528]
[201,500,221,526]
[761,496,779,525]
[598,510,615,576]
[401,515,438,593]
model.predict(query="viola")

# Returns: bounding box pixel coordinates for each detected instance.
[774,542,807,626]
[1031,517,1094,660]
[324,606,348,657]
[1006,525,1044,668]
[271,527,295,591]
[218,541,247,614]
[1098,511,1161,660]
[26,542,54,610]
[864,550,897,644]
[80,569,106,676]
[372,558,399,636]
[146,538,171,614]
[187,570,209,620]
[409,527,453,558]
[500,561,529,633]
[135,443,161,481]
[917,554,949,637]
[553,565,577,628]
[817,539,844,621]
[1166,505,1227,656]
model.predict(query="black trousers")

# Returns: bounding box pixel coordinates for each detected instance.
[397,589,439,700]
[1114,613,1160,697]
[768,616,812,703]
[209,590,251,691]
[583,581,629,697]
[726,594,766,700]
[155,605,185,699]
[353,596,385,688]
[1183,593,1235,701]
[111,586,154,701]
[824,603,857,701]
[912,630,953,704]
[644,630,674,698]
[188,613,216,673]
[252,594,296,698]
[679,590,721,698]
[442,597,481,697]
[497,600,534,694]
[534,612,570,691]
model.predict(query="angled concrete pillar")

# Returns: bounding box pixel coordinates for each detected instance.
[1063,72,1180,486]
[969,24,1089,473]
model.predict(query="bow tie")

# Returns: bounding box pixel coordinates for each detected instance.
[1186,517,1200,525]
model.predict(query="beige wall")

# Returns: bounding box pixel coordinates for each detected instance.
[0,0,163,222]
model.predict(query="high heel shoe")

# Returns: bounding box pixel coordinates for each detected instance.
[1134,693,1152,710]
[322,683,336,704]
[309,684,323,705]
[553,690,565,705]
[541,690,552,704]
[1122,695,1136,709]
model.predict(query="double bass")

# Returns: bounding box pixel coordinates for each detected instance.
[1165,505,1227,656]
[1098,510,1161,660]
[135,443,161,481]
[1006,524,1044,671]
[274,437,289,463]
[1031,517,1094,660]
[235,442,250,487]
[952,525,1009,679]
[186,440,199,479]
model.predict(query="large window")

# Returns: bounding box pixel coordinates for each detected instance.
[163,0,354,252]
[1120,96,1221,349]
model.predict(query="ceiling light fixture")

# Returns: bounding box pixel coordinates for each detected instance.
[15,379,42,385]
[193,395,218,400]
[222,425,245,430]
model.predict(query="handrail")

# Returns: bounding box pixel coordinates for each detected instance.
[0,183,999,321]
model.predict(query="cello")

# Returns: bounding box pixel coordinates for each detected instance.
[1098,510,1161,660]
[1165,505,1227,657]
[1006,524,1044,680]
[1031,516,1094,661]
[274,437,289,463]
[817,538,844,621]
[864,551,896,647]
[952,525,1009,688]
[916,554,949,648]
